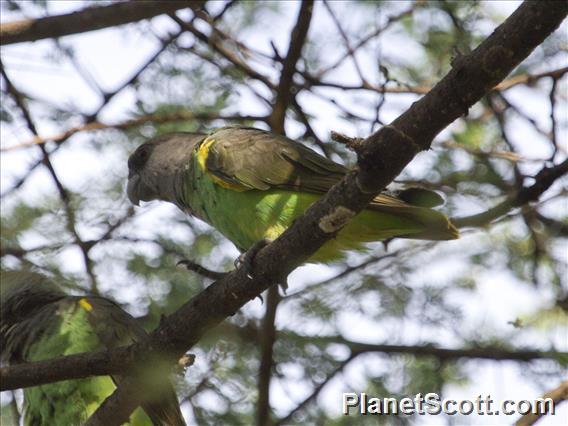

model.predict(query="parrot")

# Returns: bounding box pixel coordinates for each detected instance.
[127,126,458,263]
[0,269,186,426]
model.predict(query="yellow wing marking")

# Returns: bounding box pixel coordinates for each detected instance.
[197,136,248,191]
[196,136,215,172]
[78,298,93,312]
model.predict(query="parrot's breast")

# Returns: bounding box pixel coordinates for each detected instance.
[185,164,308,251]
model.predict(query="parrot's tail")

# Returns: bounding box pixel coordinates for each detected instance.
[311,204,459,262]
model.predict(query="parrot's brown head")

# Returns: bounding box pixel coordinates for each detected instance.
[127,132,205,206]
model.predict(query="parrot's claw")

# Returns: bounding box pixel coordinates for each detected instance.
[235,238,272,280]
[235,239,288,292]
[278,278,288,294]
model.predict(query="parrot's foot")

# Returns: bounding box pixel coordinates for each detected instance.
[235,239,288,293]
[234,238,272,280]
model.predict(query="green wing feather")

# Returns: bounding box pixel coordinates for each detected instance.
[206,127,347,192]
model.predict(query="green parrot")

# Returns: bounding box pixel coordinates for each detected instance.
[127,127,458,262]
[0,270,186,426]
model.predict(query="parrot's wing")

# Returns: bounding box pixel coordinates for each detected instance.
[203,127,444,212]
[0,270,66,363]
[83,297,187,426]
[204,127,347,193]
[82,296,147,346]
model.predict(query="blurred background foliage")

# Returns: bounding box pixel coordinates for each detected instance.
[0,1,566,425]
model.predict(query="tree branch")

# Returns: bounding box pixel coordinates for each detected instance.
[2,329,562,392]
[302,66,568,96]
[453,159,568,228]
[171,14,274,88]
[0,350,121,391]
[256,287,280,426]
[274,352,360,426]
[1,62,100,292]
[268,1,314,133]
[177,259,227,281]
[0,1,204,45]
[221,322,567,363]
[1,112,267,152]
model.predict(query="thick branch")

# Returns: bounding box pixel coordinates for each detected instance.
[0,1,203,45]
[2,330,563,392]
[85,376,146,426]
[0,350,120,391]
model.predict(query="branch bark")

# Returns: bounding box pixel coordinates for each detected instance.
[0,350,121,391]
[0,1,204,45]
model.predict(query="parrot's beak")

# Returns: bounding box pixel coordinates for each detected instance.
[126,174,141,206]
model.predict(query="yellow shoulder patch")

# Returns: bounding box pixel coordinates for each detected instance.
[196,136,216,172]
[78,298,93,312]
[196,136,248,192]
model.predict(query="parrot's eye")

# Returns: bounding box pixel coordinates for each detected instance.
[128,144,152,171]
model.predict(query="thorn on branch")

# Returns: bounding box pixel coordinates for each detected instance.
[270,40,282,62]
[175,353,196,376]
